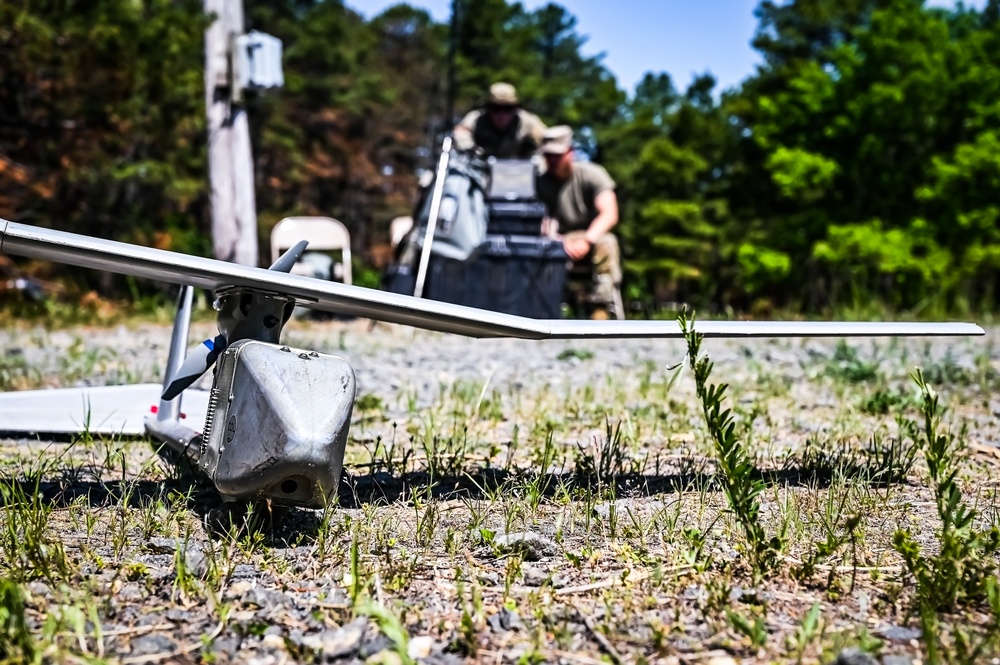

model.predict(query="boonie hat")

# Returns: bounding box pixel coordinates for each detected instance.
[487,82,519,106]
[540,125,574,155]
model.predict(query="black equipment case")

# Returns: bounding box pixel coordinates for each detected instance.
[485,159,545,236]
[424,235,568,319]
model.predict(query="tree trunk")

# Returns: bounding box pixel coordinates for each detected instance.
[204,0,258,266]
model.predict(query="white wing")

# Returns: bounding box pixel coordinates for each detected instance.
[0,220,984,339]
[0,385,210,436]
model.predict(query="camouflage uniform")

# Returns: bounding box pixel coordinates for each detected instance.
[536,159,623,318]
[453,108,547,159]
[453,82,547,159]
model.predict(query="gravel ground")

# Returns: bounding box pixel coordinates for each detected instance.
[4,316,996,407]
[1,316,999,665]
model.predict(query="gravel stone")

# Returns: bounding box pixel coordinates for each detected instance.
[209,635,243,658]
[260,633,286,650]
[360,634,395,659]
[300,618,367,658]
[26,582,50,598]
[492,532,558,561]
[146,538,179,554]
[130,633,177,655]
[876,626,922,643]
[407,635,434,659]
[117,583,146,602]
[522,565,549,586]
[246,586,292,610]
[165,608,195,622]
[487,608,523,633]
[833,648,878,665]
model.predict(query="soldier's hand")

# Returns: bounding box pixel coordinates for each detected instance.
[563,236,592,261]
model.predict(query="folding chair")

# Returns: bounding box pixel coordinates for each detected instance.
[270,216,352,285]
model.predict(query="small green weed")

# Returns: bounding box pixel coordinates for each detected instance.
[919,345,998,387]
[557,347,594,362]
[356,600,414,665]
[893,369,1000,662]
[0,353,40,391]
[822,340,881,383]
[679,309,783,580]
[859,387,915,415]
[573,418,637,498]
[0,473,73,584]
[0,579,35,662]
[727,607,768,648]
[791,431,917,485]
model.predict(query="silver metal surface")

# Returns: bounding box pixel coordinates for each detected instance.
[0,220,543,338]
[158,285,194,420]
[214,287,295,344]
[144,416,203,461]
[268,239,309,273]
[414,136,452,298]
[544,319,987,339]
[0,220,986,339]
[200,339,356,508]
[162,255,304,401]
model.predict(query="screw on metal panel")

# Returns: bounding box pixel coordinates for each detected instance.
[309,351,319,356]
[280,346,290,352]
[299,352,310,359]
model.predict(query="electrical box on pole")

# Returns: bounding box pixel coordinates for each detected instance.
[232,31,284,102]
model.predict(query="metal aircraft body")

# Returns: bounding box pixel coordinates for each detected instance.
[0,219,986,508]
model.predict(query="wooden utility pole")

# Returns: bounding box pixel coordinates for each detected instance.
[204,0,258,266]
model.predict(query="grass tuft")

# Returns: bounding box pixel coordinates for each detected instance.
[679,308,784,580]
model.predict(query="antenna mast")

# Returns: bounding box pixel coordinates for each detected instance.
[445,0,459,131]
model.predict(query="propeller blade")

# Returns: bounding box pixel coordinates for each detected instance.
[269,240,309,273]
[161,334,227,401]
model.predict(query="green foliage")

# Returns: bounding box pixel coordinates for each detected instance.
[4,0,1000,313]
[727,608,769,648]
[893,370,1000,613]
[765,146,839,202]
[821,340,881,384]
[794,512,860,584]
[356,600,414,665]
[0,473,72,585]
[0,580,35,663]
[556,347,594,361]
[892,369,1000,662]
[0,0,209,245]
[680,309,783,579]
[858,387,913,415]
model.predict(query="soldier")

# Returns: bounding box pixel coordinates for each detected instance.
[453,82,547,160]
[535,125,624,320]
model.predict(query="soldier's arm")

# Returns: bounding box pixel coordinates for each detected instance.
[453,110,481,152]
[584,189,619,244]
[521,112,547,152]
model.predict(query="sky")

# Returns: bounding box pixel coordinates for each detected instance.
[345,0,988,96]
